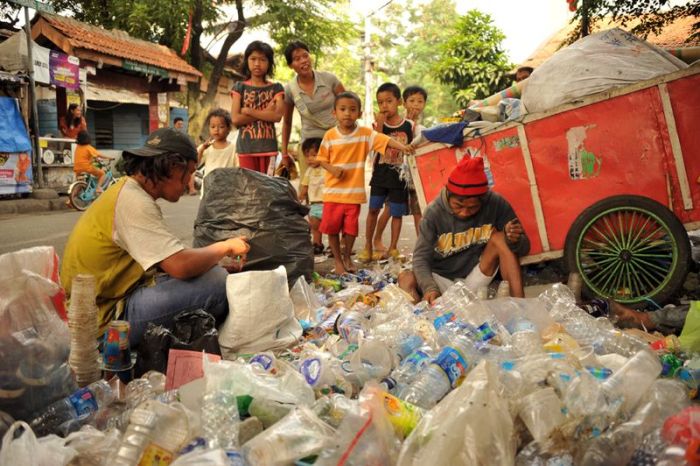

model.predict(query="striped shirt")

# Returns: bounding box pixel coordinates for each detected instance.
[317,125,390,204]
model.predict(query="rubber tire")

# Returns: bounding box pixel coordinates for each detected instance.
[68,181,91,211]
[564,195,690,305]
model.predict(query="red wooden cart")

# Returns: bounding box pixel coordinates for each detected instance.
[410,66,700,304]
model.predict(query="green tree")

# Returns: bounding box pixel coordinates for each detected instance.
[568,0,699,43]
[434,10,512,107]
[48,0,351,137]
[372,0,460,124]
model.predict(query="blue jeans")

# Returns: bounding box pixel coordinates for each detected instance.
[124,266,229,346]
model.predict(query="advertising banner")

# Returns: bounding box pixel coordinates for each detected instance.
[0,153,33,195]
[49,51,80,90]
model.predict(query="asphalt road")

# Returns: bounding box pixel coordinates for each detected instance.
[0,189,418,261]
[0,195,202,258]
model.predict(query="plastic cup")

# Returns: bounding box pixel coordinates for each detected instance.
[350,339,394,381]
[518,387,565,442]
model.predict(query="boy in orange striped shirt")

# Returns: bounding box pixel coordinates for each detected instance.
[315,91,414,274]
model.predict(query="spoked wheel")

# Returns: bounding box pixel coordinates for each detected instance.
[68,181,92,211]
[565,195,690,305]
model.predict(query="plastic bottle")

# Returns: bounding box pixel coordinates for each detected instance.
[311,272,343,292]
[336,310,368,344]
[384,347,435,395]
[114,406,158,466]
[399,335,474,409]
[601,349,662,413]
[29,379,114,436]
[201,389,240,449]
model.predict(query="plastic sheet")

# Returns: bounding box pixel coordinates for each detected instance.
[398,361,516,466]
[523,28,687,113]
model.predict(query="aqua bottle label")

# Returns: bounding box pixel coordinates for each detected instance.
[69,387,98,417]
[433,347,467,388]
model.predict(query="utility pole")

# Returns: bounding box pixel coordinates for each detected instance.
[24,6,44,188]
[363,0,394,126]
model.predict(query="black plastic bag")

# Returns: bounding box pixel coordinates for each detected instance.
[193,168,313,286]
[135,309,221,376]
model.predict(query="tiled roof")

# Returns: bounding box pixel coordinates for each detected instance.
[40,14,201,77]
[519,15,699,69]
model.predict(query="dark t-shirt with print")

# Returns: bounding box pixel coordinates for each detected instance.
[370,118,413,190]
[232,80,284,156]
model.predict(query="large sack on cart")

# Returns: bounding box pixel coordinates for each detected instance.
[193,167,313,286]
[523,28,687,113]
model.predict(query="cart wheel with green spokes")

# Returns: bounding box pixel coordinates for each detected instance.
[565,195,690,306]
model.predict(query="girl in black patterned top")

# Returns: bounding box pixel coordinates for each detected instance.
[231,41,285,174]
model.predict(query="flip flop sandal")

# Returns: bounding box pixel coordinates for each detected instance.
[357,249,372,263]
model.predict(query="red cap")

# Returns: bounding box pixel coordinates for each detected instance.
[447,157,488,196]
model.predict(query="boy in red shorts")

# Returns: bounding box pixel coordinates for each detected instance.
[316,91,414,274]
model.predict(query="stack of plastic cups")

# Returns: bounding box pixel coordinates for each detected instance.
[68,274,101,387]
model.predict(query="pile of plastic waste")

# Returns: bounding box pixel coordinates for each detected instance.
[3,256,700,465]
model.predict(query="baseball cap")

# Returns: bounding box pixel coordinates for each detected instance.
[446,156,489,196]
[122,127,197,162]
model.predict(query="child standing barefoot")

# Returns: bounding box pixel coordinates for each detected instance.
[316,92,414,274]
[231,41,285,174]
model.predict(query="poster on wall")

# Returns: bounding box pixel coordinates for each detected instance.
[0,153,33,195]
[49,51,80,90]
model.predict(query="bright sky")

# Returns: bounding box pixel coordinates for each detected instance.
[226,0,573,63]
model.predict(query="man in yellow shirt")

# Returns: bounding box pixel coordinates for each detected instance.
[61,128,250,345]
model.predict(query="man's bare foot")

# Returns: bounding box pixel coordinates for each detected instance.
[609,300,655,330]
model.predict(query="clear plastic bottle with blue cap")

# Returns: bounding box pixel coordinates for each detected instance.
[399,334,477,409]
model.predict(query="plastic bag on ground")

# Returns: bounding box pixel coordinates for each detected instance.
[63,426,122,466]
[219,266,302,355]
[290,276,323,323]
[170,448,230,466]
[0,246,67,320]
[0,421,77,466]
[192,167,313,285]
[316,384,401,465]
[580,379,689,465]
[523,28,687,113]
[135,309,221,376]
[242,406,334,465]
[398,360,516,466]
[0,248,74,422]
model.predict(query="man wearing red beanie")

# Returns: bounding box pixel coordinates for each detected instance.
[399,156,529,303]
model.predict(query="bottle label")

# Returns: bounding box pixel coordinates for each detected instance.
[300,358,322,386]
[475,322,496,342]
[68,387,98,417]
[433,347,467,388]
[225,451,246,466]
[433,312,455,330]
[381,390,423,437]
[250,354,274,371]
[138,443,174,466]
[402,350,430,372]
